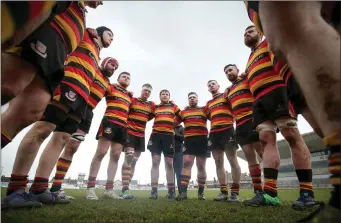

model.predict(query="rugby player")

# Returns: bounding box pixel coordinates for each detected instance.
[2,1,103,50]
[205,80,241,202]
[148,90,181,199]
[86,72,133,200]
[49,58,119,199]
[2,26,113,208]
[224,64,263,196]
[2,1,59,50]
[174,124,185,193]
[241,24,318,209]
[175,92,208,201]
[119,84,155,199]
[244,1,340,221]
[1,1,103,148]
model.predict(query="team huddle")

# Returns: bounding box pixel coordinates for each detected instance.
[1,1,340,222]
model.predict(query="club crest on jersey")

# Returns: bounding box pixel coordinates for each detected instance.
[208,140,212,146]
[104,127,112,134]
[182,146,186,152]
[30,40,47,58]
[170,144,173,149]
[65,90,77,101]
[148,140,153,146]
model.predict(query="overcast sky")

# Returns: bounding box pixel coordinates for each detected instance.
[1,1,314,184]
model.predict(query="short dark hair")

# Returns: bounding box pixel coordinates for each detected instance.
[188,92,197,98]
[159,89,170,96]
[223,64,237,72]
[207,80,217,85]
[142,83,153,89]
[245,25,256,31]
[118,72,130,79]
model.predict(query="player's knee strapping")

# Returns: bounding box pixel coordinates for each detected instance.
[125,151,134,163]
[71,132,86,142]
[275,118,298,131]
[255,123,277,133]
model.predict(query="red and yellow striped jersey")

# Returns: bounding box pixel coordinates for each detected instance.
[2,1,58,46]
[88,71,110,109]
[50,1,86,54]
[179,106,208,137]
[152,103,181,135]
[225,77,254,127]
[62,30,100,101]
[246,39,285,101]
[244,1,293,90]
[127,98,155,137]
[104,84,133,127]
[244,1,263,35]
[205,93,233,133]
[271,55,293,86]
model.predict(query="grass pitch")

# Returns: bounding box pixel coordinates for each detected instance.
[1,188,330,223]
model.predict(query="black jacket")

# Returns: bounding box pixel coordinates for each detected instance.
[174,125,184,153]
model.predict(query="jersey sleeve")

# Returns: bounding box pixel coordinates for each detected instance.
[203,102,210,119]
[148,102,156,121]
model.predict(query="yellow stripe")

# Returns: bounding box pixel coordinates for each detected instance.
[90,87,104,99]
[211,110,232,116]
[330,177,341,185]
[67,56,97,78]
[68,6,85,34]
[64,71,89,89]
[79,43,99,63]
[246,47,268,68]
[54,15,77,51]
[323,130,341,146]
[42,1,57,13]
[1,3,15,43]
[251,74,282,93]
[328,166,341,172]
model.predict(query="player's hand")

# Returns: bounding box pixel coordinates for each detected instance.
[224,87,230,96]
[239,72,247,79]
[87,28,99,38]
[169,100,175,104]
[128,91,134,97]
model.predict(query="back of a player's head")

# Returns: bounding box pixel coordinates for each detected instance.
[159,89,170,96]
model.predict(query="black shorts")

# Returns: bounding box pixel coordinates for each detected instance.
[183,135,208,157]
[9,20,67,95]
[41,86,87,131]
[125,133,145,152]
[236,120,259,146]
[286,75,307,115]
[209,127,238,151]
[96,118,127,145]
[147,133,175,158]
[78,108,94,134]
[252,87,294,129]
[53,83,87,114]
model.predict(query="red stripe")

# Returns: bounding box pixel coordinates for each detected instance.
[254,83,286,101]
[236,117,252,127]
[29,2,45,20]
